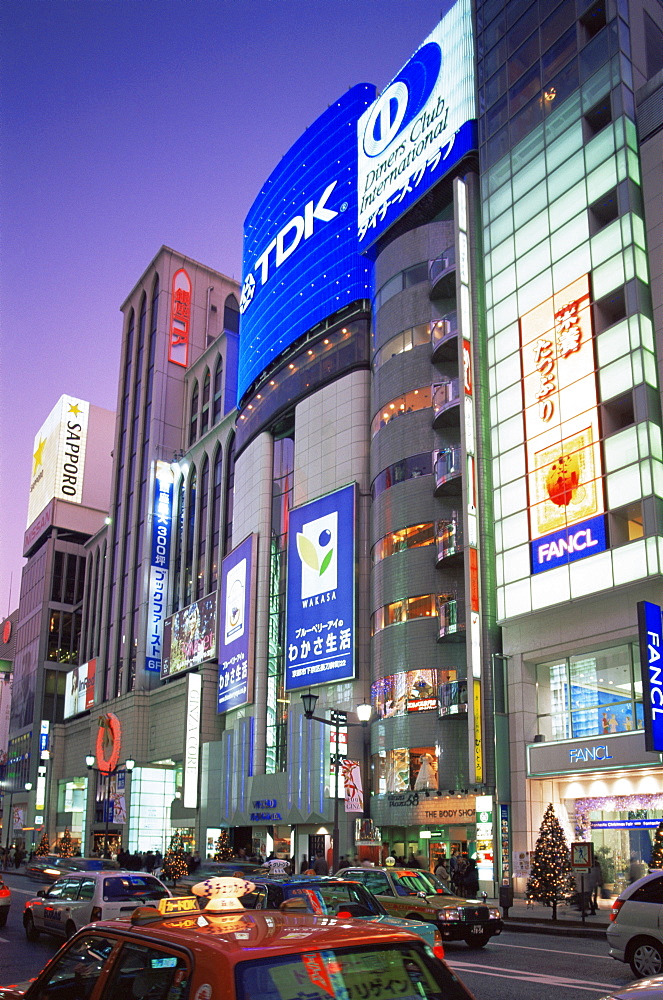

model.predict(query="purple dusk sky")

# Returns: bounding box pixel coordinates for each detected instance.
[0,0,447,616]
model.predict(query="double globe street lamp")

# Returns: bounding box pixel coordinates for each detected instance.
[85,754,134,857]
[301,691,371,874]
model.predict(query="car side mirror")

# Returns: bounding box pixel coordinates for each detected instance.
[37,890,46,897]
[417,891,428,898]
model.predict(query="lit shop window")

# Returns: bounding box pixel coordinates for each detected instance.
[373,323,429,369]
[371,387,432,437]
[372,747,439,794]
[371,595,437,635]
[372,523,435,563]
[371,670,439,718]
[535,642,643,741]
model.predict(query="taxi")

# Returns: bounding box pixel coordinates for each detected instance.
[336,865,502,948]
[0,877,478,1000]
[0,876,10,928]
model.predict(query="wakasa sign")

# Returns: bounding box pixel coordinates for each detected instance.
[285,484,356,691]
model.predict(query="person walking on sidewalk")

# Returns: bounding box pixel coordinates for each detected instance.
[589,859,603,914]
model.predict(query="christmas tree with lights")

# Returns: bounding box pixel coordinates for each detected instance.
[651,821,663,869]
[526,803,575,920]
[214,829,234,862]
[35,831,50,857]
[59,828,74,858]
[161,832,189,884]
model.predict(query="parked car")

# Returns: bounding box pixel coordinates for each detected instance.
[2,886,477,1000]
[206,873,440,947]
[0,877,10,928]
[336,865,502,948]
[607,869,663,976]
[172,859,262,890]
[23,870,171,941]
[25,855,120,883]
[597,976,663,999]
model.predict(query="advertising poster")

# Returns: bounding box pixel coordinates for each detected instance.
[218,534,256,713]
[285,484,356,691]
[162,594,217,679]
[27,395,90,527]
[342,760,364,813]
[520,274,606,573]
[64,659,96,718]
[357,0,476,248]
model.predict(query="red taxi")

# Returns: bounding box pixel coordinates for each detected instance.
[0,878,477,1000]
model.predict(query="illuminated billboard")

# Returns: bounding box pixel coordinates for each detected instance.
[169,269,191,367]
[520,274,606,574]
[64,659,96,719]
[237,84,375,400]
[162,593,217,680]
[285,484,356,691]
[371,671,440,718]
[145,462,173,672]
[27,395,90,527]
[638,601,663,753]
[218,534,257,713]
[357,0,476,249]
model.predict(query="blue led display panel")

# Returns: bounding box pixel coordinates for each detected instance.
[237,83,376,401]
[638,600,663,752]
[285,484,356,691]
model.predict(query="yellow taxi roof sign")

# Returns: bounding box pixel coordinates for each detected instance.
[158,896,200,916]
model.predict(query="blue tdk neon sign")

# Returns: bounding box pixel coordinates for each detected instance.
[237,83,376,400]
[638,600,663,752]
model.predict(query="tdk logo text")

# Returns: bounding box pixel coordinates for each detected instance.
[531,515,606,574]
[362,41,442,158]
[240,181,339,314]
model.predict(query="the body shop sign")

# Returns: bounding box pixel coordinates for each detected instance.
[285,484,356,691]
[218,534,257,713]
[145,462,173,672]
[357,0,476,249]
[638,600,663,752]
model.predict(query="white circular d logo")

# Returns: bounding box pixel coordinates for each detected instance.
[363,80,409,157]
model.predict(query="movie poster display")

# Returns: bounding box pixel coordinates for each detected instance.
[218,534,257,713]
[162,594,217,679]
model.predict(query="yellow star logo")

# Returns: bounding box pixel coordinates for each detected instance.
[32,437,46,475]
[68,403,82,417]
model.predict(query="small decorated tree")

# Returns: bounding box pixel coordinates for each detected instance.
[526,803,575,920]
[214,829,234,862]
[161,832,189,884]
[35,831,50,857]
[650,821,663,869]
[59,827,74,857]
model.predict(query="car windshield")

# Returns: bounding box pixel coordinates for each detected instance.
[102,876,168,901]
[236,944,471,1000]
[411,871,455,896]
[392,871,440,895]
[281,883,382,917]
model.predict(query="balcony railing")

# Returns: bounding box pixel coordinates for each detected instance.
[437,597,466,641]
[429,246,456,298]
[431,312,458,361]
[436,517,463,562]
[434,446,462,494]
[433,379,460,425]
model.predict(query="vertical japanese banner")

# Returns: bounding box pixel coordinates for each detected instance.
[520,274,605,573]
[285,484,356,691]
[169,269,191,367]
[218,534,257,712]
[145,461,173,672]
[342,760,364,813]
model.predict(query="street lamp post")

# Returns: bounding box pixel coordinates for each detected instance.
[301,691,371,874]
[85,755,134,857]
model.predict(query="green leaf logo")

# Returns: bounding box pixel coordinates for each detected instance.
[297,533,319,571]
[319,548,334,576]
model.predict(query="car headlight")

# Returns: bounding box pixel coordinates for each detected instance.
[488,908,501,919]
[44,868,60,875]
[439,908,461,921]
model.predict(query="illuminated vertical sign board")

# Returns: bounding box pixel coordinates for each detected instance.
[521,274,606,573]
[183,672,202,809]
[357,0,476,249]
[218,534,257,713]
[169,269,191,367]
[638,601,663,752]
[285,484,356,691]
[146,461,173,672]
[27,395,90,527]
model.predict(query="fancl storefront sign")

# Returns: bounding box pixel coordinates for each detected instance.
[638,600,663,752]
[528,731,661,778]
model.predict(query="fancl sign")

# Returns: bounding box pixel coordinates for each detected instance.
[638,601,663,752]
[285,484,356,691]
[357,0,476,249]
[532,514,607,573]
